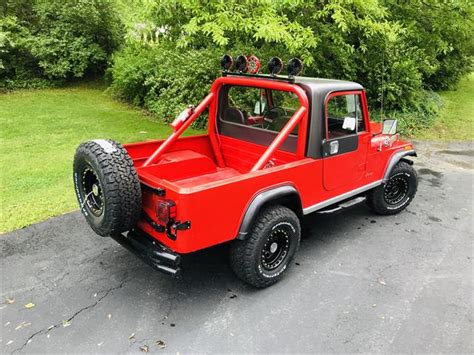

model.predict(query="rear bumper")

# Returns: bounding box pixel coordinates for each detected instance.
[111,229,181,276]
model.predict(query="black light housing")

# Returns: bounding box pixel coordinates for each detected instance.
[235,55,248,72]
[220,54,233,71]
[268,57,284,75]
[287,58,303,77]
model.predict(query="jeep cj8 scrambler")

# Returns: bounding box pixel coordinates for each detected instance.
[73,55,418,288]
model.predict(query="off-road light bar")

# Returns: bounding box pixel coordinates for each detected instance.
[235,55,248,72]
[268,57,284,75]
[247,55,261,74]
[287,58,303,77]
[220,54,303,82]
[220,54,233,71]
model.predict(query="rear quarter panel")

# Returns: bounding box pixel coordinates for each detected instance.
[131,136,414,254]
[139,159,320,253]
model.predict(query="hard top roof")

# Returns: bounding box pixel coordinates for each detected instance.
[294,76,363,96]
[223,73,363,97]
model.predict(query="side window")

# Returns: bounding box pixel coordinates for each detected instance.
[327,94,365,139]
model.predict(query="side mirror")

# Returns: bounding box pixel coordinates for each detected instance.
[382,119,398,135]
[171,106,194,131]
[342,116,356,131]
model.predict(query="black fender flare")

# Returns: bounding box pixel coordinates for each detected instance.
[237,185,302,240]
[383,149,417,182]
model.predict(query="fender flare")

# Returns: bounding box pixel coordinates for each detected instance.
[383,149,417,182]
[237,185,302,240]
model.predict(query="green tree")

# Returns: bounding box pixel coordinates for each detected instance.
[134,0,317,61]
[1,0,123,88]
[108,0,473,133]
[384,0,474,90]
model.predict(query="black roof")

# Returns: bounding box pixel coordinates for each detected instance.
[293,76,364,160]
[224,72,363,95]
[295,76,363,97]
[219,73,365,159]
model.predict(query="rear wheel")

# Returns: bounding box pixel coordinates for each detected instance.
[73,139,142,236]
[367,160,417,215]
[230,205,301,288]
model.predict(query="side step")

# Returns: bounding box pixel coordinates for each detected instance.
[111,229,181,276]
[316,196,366,215]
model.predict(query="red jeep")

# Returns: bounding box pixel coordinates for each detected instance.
[73,56,417,288]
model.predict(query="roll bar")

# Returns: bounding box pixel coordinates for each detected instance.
[142,76,309,171]
[141,93,215,167]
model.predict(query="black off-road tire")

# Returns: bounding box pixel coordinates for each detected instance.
[367,160,417,215]
[230,205,301,288]
[73,139,142,236]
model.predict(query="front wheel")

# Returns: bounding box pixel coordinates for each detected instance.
[367,160,418,215]
[230,205,301,288]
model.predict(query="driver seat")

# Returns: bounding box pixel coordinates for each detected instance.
[223,107,246,124]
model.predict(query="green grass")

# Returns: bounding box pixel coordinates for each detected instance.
[1,75,472,233]
[0,83,202,233]
[416,73,474,141]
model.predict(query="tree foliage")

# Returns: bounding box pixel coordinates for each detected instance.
[109,43,221,128]
[2,0,472,134]
[0,0,123,88]
[110,0,472,132]
[384,0,474,90]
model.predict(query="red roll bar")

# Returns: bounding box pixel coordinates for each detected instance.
[251,105,307,172]
[142,76,309,171]
[142,92,215,167]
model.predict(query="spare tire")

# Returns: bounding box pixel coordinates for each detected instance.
[73,139,142,237]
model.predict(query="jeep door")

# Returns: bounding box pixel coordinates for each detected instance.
[321,91,370,191]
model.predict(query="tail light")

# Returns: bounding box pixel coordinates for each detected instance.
[156,200,177,225]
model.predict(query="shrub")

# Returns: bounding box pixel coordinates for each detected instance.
[384,0,474,91]
[109,0,470,132]
[0,0,123,89]
[371,90,443,136]
[109,43,221,128]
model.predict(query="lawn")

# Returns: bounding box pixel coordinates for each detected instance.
[1,75,472,233]
[0,83,201,233]
[416,73,474,141]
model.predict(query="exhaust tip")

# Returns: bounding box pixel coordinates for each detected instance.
[155,263,181,276]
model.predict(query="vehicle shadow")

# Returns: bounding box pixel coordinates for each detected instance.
[111,203,379,296]
[0,204,397,352]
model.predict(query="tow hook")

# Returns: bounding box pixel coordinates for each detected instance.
[166,220,191,240]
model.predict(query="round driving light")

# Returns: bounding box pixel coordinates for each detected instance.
[287,58,303,76]
[247,55,261,74]
[220,54,233,71]
[268,57,284,75]
[235,55,248,72]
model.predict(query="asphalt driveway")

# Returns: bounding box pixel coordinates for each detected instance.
[1,141,473,353]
